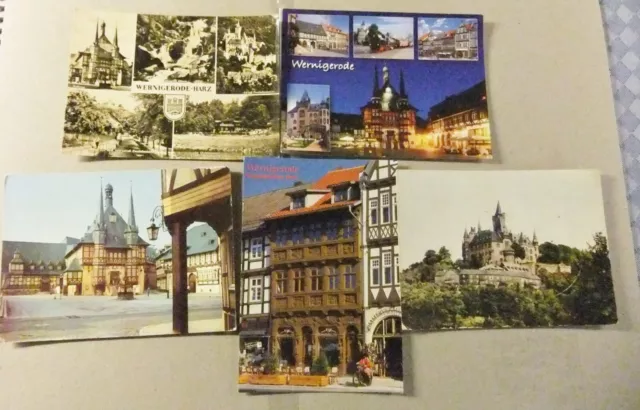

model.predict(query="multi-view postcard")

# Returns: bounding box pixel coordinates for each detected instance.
[0,167,238,343]
[397,170,617,332]
[280,9,491,161]
[63,10,279,161]
[238,157,404,394]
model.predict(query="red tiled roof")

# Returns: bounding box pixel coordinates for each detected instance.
[419,33,430,42]
[310,165,365,190]
[264,165,365,220]
[265,199,358,220]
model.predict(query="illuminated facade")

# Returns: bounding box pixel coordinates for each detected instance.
[425,80,491,154]
[361,65,417,150]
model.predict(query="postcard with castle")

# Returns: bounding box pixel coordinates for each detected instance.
[62,10,278,161]
[0,167,239,343]
[280,9,491,161]
[397,169,617,332]
[238,157,404,394]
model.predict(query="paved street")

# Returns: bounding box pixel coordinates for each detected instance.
[294,45,349,58]
[353,45,414,60]
[0,293,221,342]
[239,376,403,394]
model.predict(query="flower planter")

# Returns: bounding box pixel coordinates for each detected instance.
[288,375,329,387]
[237,374,251,384]
[248,374,288,386]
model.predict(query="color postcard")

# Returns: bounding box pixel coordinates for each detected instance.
[397,170,617,332]
[63,10,279,161]
[0,167,238,343]
[238,157,404,394]
[281,9,492,161]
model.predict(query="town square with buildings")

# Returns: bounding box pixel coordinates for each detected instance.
[0,168,238,342]
[287,13,350,58]
[418,16,479,61]
[238,158,403,394]
[282,11,491,161]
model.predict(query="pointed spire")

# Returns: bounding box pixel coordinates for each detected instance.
[98,178,105,228]
[464,226,468,236]
[114,26,119,47]
[495,201,502,215]
[94,20,99,43]
[533,230,538,243]
[373,65,380,95]
[127,182,138,231]
[477,221,481,231]
[399,69,406,97]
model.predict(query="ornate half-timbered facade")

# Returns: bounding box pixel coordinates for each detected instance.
[359,160,403,379]
[264,166,365,376]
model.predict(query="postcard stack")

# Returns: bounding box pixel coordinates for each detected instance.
[0,7,618,398]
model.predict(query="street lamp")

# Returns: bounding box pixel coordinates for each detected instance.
[147,205,166,241]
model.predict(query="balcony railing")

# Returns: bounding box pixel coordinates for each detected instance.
[271,238,359,265]
[367,223,398,243]
[271,291,359,313]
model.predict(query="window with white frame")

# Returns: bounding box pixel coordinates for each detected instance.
[371,259,380,286]
[250,278,262,302]
[370,199,379,225]
[381,193,390,223]
[395,255,399,284]
[250,238,263,259]
[383,252,392,285]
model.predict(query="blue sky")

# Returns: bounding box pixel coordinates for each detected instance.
[243,157,368,197]
[296,13,349,33]
[285,58,486,119]
[3,170,174,249]
[353,15,414,39]
[287,83,330,111]
[418,17,478,36]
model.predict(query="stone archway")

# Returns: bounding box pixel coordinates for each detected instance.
[371,315,403,379]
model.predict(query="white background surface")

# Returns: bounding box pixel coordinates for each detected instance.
[0,0,639,409]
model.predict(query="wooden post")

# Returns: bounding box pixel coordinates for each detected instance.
[171,221,188,335]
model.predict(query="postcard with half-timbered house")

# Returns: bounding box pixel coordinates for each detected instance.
[0,167,238,343]
[280,9,491,162]
[238,157,404,394]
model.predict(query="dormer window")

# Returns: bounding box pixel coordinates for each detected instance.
[292,196,304,210]
[109,213,116,223]
[334,188,349,202]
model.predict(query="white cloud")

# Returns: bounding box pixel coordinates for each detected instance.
[432,18,447,28]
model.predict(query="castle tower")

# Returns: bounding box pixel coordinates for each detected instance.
[382,65,389,85]
[399,69,407,99]
[124,185,139,246]
[101,21,106,38]
[492,201,507,237]
[504,245,515,264]
[94,20,99,44]
[299,90,311,105]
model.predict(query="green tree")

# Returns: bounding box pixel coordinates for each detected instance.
[133,94,171,147]
[288,21,300,54]
[310,351,329,376]
[366,24,382,52]
[511,242,526,259]
[568,233,617,325]
[64,90,111,138]
[538,242,560,263]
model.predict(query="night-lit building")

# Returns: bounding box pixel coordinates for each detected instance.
[425,80,491,154]
[361,65,417,150]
